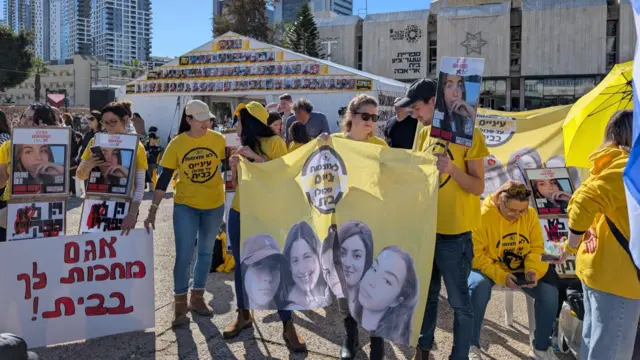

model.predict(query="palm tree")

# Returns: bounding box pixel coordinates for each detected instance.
[32,57,49,103]
[121,58,145,79]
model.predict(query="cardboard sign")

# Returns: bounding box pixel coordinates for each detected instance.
[431,56,485,147]
[86,133,139,198]
[539,217,576,277]
[0,230,155,348]
[526,167,575,216]
[79,199,130,234]
[10,128,70,197]
[7,201,66,240]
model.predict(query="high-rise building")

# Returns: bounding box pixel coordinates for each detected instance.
[60,0,91,60]
[91,0,152,65]
[276,0,352,24]
[49,0,61,60]
[3,0,50,60]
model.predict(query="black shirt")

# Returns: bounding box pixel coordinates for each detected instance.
[383,115,418,149]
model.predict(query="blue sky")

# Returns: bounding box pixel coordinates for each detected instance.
[151,0,429,57]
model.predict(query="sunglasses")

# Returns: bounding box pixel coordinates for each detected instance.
[506,185,532,198]
[353,112,379,122]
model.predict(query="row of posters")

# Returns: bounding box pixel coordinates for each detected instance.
[6,129,139,241]
[179,50,280,66]
[150,62,325,80]
[127,77,374,94]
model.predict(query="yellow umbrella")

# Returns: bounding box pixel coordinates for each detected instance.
[563,61,633,168]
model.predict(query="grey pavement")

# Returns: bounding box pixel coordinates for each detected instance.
[33,194,574,360]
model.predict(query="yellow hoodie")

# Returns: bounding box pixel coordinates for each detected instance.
[568,146,640,299]
[472,196,549,286]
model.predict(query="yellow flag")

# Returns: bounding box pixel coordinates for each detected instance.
[239,137,439,346]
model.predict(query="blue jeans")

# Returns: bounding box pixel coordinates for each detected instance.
[228,209,292,322]
[173,204,224,295]
[580,283,640,360]
[468,270,558,351]
[418,233,474,360]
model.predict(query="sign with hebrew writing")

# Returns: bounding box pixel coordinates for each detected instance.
[540,217,576,277]
[79,199,130,234]
[0,230,155,348]
[10,127,70,198]
[526,167,575,216]
[86,133,139,198]
[7,201,66,241]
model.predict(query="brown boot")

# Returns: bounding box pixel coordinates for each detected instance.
[222,309,253,339]
[189,289,213,317]
[172,294,190,328]
[283,319,307,353]
[412,347,429,360]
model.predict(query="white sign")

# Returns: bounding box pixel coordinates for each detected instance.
[0,230,155,348]
[79,199,130,234]
[7,201,66,240]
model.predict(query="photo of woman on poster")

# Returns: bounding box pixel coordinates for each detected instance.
[482,155,510,199]
[12,144,65,186]
[434,73,476,144]
[507,147,543,184]
[545,155,582,188]
[338,220,374,312]
[89,147,132,186]
[282,221,328,309]
[241,234,290,310]
[353,245,419,345]
[528,171,573,215]
[321,225,344,300]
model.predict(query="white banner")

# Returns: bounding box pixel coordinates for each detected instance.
[79,199,130,234]
[0,230,155,348]
[7,201,66,240]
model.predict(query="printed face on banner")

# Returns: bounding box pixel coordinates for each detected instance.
[11,128,69,197]
[526,168,574,216]
[79,200,130,234]
[87,134,138,196]
[7,201,65,240]
[539,217,576,277]
[239,140,437,346]
[0,230,155,348]
[430,57,485,148]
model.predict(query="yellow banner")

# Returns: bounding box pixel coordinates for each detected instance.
[239,138,439,346]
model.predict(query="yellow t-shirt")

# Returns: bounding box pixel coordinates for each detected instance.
[81,137,148,171]
[331,133,389,147]
[231,136,288,212]
[0,141,12,201]
[288,142,305,152]
[417,126,489,235]
[160,130,226,210]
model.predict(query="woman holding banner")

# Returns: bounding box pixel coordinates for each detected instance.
[468,180,558,360]
[559,110,640,360]
[224,101,307,353]
[143,100,225,327]
[77,102,147,235]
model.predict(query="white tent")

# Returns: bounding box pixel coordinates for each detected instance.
[116,32,409,144]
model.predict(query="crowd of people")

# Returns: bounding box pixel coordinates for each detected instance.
[0,74,637,360]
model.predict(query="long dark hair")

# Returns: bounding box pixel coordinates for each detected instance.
[602,109,633,152]
[241,255,291,310]
[178,109,190,134]
[282,221,327,297]
[0,109,11,135]
[238,108,276,156]
[28,103,57,126]
[353,245,419,345]
[435,73,468,134]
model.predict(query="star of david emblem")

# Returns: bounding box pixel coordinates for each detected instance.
[460,32,487,55]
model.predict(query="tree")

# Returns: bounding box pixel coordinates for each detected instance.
[122,58,145,78]
[0,27,33,91]
[32,57,49,102]
[213,0,270,41]
[284,2,321,58]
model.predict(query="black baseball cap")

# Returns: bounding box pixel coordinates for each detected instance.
[0,333,39,360]
[395,78,437,108]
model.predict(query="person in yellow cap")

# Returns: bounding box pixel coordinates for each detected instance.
[143,99,226,327]
[223,101,307,353]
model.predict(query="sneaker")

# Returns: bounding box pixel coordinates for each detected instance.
[529,347,559,360]
[469,345,483,360]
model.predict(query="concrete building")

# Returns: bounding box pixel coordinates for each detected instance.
[0,55,129,107]
[316,12,362,68]
[4,0,49,60]
[60,0,91,59]
[91,0,152,65]
[316,0,636,111]
[275,0,353,24]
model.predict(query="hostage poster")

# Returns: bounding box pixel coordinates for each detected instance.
[0,230,155,348]
[7,201,66,241]
[239,138,439,346]
[11,127,70,197]
[79,199,130,234]
[86,133,139,197]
